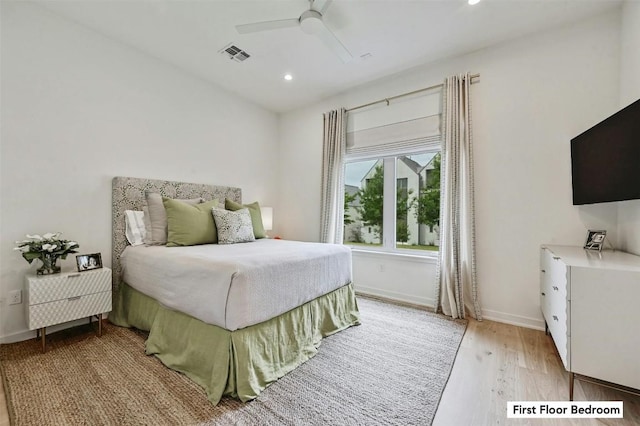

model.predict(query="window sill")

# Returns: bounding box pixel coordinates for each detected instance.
[349,247,438,264]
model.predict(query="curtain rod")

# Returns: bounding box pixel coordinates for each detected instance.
[346,73,480,113]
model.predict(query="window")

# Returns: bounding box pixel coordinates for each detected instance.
[343,88,443,254]
[343,151,440,254]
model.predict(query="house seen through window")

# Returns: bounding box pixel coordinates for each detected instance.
[344,151,441,254]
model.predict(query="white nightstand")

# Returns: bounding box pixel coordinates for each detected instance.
[25,267,112,352]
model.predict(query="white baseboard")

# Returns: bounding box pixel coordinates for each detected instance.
[355,285,435,308]
[0,315,107,344]
[355,285,545,331]
[480,308,545,331]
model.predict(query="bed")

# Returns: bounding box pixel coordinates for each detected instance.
[110,176,360,405]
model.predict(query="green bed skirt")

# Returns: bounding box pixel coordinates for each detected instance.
[110,283,361,405]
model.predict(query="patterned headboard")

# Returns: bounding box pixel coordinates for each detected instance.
[111,176,241,292]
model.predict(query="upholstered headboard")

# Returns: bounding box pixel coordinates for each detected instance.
[111,176,241,291]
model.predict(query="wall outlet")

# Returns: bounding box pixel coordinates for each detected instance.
[9,289,22,305]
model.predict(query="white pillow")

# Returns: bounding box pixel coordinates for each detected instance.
[211,208,255,244]
[125,210,147,246]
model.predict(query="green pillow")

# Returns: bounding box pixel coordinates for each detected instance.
[164,198,219,246]
[225,199,266,239]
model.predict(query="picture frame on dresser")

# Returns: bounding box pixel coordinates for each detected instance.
[76,253,103,272]
[583,230,606,251]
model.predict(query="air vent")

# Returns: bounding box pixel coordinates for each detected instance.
[219,43,251,62]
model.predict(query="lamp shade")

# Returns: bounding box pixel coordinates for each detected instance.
[261,207,273,231]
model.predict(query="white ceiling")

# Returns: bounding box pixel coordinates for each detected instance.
[34,0,621,113]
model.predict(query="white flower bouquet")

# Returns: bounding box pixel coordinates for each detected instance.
[14,232,79,274]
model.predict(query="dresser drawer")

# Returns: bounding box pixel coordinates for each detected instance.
[540,276,552,324]
[540,249,553,319]
[541,248,570,369]
[27,291,112,329]
[27,268,111,305]
[549,311,569,369]
[547,289,570,369]
[540,290,551,323]
[547,261,568,296]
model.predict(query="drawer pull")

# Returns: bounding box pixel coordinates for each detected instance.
[67,273,80,278]
[541,269,546,273]
[541,292,546,296]
[552,315,559,321]
[553,256,560,260]
[552,286,559,291]
[67,296,81,301]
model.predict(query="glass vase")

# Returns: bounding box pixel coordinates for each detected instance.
[37,253,61,275]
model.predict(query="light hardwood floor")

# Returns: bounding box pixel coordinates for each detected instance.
[1,319,638,425]
[434,319,640,425]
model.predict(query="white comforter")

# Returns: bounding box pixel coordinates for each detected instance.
[120,239,352,331]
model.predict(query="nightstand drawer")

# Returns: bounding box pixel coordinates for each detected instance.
[28,291,112,329]
[27,268,111,305]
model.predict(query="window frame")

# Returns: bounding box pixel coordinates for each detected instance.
[343,146,441,258]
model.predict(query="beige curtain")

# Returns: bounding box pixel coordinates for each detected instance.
[435,73,482,320]
[320,108,347,244]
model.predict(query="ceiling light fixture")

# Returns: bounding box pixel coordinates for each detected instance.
[468,0,481,5]
[284,74,293,81]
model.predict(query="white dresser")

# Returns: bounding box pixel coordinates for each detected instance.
[25,267,112,352]
[540,245,640,399]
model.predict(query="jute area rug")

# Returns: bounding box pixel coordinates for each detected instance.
[0,297,466,426]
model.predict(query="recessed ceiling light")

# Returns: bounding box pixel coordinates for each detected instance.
[468,0,481,5]
[284,74,293,81]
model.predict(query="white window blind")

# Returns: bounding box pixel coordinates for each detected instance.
[346,89,442,160]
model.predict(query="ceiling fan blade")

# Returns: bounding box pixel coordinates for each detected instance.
[236,18,299,34]
[314,23,353,63]
[311,0,333,15]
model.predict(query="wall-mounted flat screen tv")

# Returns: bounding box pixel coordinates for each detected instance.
[571,98,640,205]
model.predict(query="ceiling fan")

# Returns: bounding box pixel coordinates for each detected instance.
[235,0,353,63]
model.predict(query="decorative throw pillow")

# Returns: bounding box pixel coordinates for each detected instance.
[211,208,256,244]
[142,206,152,245]
[145,191,203,245]
[224,199,266,239]
[124,210,146,246]
[164,198,219,247]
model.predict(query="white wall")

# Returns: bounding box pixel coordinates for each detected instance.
[0,3,279,341]
[278,11,622,328]
[1,3,631,340]
[616,0,640,256]
[353,252,437,307]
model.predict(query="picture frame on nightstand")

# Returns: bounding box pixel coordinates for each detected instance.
[584,230,606,251]
[76,252,103,272]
